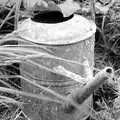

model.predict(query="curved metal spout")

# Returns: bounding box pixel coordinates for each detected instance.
[63,67,114,113]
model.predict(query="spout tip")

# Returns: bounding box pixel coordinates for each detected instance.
[105,67,114,78]
[106,67,113,74]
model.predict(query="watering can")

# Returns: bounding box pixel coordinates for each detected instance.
[18,5,96,120]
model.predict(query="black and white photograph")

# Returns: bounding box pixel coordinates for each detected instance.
[0,0,120,120]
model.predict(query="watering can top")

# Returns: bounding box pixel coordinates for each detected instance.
[18,14,96,45]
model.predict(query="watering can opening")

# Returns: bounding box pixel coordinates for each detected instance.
[31,10,74,23]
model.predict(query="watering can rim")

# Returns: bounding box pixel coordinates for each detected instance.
[18,14,96,45]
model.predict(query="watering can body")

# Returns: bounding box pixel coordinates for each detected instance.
[18,13,96,120]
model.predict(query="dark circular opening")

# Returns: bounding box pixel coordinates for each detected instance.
[106,68,112,74]
[31,10,74,23]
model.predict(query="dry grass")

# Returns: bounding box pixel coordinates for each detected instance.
[0,0,120,120]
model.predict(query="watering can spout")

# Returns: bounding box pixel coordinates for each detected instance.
[63,67,114,113]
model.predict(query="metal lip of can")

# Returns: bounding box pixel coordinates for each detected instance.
[18,14,96,45]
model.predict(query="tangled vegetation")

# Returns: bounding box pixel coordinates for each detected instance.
[0,0,120,120]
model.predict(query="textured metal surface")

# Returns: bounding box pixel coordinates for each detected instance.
[20,15,96,120]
